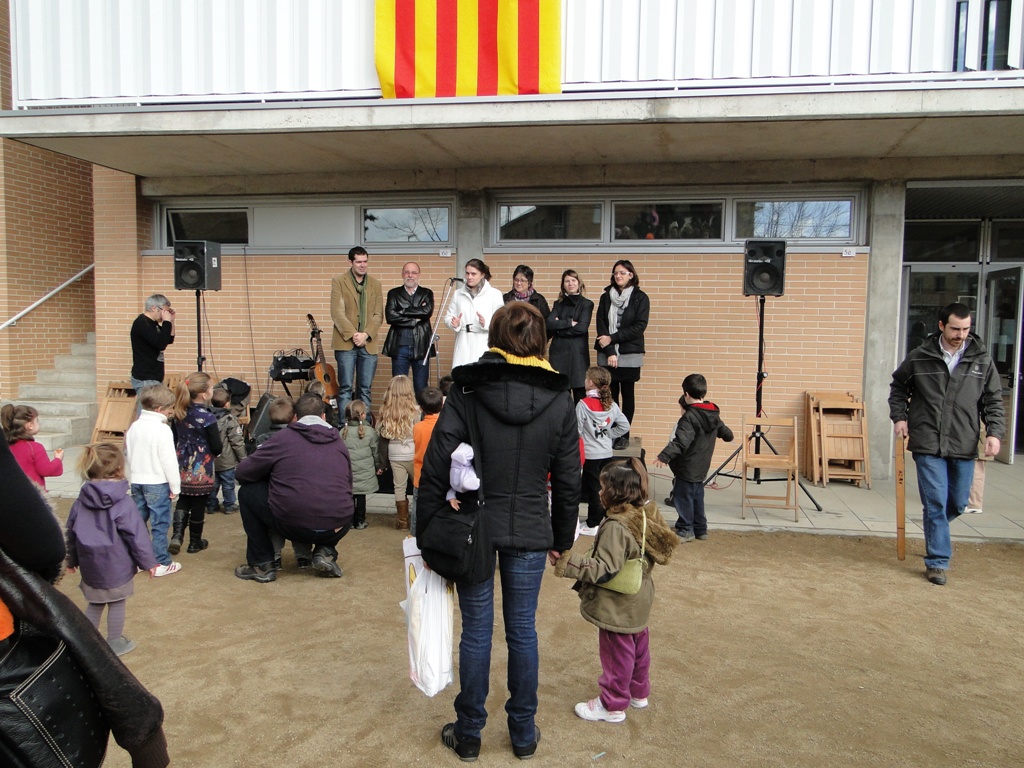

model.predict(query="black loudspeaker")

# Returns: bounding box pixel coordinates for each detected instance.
[174,240,221,291]
[743,239,786,297]
[248,393,275,447]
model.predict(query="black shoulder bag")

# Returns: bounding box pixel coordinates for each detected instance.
[419,392,495,585]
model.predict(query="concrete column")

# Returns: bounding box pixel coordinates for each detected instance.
[455,192,485,274]
[864,180,906,480]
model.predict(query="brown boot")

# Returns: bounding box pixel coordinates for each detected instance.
[395,499,410,531]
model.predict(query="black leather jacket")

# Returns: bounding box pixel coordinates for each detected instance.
[381,285,436,359]
[0,440,168,768]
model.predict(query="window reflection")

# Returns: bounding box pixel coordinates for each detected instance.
[167,210,249,245]
[613,202,722,240]
[499,204,602,240]
[736,200,851,239]
[363,207,450,242]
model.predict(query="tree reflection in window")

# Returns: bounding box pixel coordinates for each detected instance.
[736,200,852,239]
[363,207,450,242]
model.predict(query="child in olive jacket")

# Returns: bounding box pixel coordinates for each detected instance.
[555,458,677,723]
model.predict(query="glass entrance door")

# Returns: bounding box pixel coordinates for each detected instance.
[985,267,1024,463]
[902,268,980,356]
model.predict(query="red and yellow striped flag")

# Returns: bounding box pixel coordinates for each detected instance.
[376,0,561,98]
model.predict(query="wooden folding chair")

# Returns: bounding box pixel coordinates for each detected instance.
[740,415,801,522]
[817,399,871,488]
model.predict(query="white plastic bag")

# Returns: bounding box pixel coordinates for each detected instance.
[400,538,454,697]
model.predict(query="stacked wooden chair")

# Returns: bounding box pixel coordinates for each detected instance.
[804,391,871,489]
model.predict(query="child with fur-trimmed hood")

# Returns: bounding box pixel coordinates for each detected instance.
[554,457,678,723]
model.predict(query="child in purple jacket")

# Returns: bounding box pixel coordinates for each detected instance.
[66,443,158,656]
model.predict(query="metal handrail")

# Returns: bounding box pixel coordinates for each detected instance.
[0,263,94,331]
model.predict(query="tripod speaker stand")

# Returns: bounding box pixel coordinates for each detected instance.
[704,293,821,512]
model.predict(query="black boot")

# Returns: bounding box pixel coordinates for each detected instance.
[353,495,367,530]
[186,516,208,554]
[168,508,186,555]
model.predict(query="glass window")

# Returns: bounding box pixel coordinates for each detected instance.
[499,204,602,240]
[905,270,979,352]
[953,1,969,71]
[167,209,249,245]
[735,199,852,239]
[363,207,450,243]
[992,222,1024,261]
[903,222,979,262]
[613,202,722,240]
[981,0,1011,71]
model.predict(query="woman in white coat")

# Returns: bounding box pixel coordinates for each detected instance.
[445,259,505,369]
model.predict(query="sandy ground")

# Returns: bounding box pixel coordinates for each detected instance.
[51,500,1024,768]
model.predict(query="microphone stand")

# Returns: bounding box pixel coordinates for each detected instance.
[423,278,462,382]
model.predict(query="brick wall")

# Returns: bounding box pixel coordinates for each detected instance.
[93,166,150,396]
[0,139,94,400]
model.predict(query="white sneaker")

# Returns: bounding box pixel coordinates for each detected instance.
[153,562,182,577]
[965,507,983,514]
[575,698,626,723]
[578,524,600,537]
[630,697,649,709]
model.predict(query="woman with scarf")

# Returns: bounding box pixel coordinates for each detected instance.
[595,259,650,450]
[502,264,551,319]
[445,258,505,369]
[418,302,581,761]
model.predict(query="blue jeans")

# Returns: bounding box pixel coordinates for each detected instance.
[391,344,430,394]
[131,483,173,565]
[335,347,378,414]
[913,454,974,570]
[672,477,706,536]
[208,467,237,509]
[453,549,546,749]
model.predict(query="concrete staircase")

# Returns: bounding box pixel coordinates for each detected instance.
[10,334,98,450]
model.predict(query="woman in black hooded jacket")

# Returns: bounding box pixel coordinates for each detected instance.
[417,302,581,761]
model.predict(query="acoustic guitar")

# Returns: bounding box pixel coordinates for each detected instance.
[306,314,340,400]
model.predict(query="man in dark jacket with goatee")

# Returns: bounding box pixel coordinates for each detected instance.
[889,302,1004,587]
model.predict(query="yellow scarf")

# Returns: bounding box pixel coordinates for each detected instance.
[488,347,556,372]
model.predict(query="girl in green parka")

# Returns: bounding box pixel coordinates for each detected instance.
[341,400,383,530]
[554,457,678,723]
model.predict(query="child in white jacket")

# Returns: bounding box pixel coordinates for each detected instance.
[125,384,182,577]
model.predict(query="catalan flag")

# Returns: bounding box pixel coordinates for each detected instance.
[375,0,561,98]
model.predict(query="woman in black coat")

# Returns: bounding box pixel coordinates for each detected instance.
[418,302,580,761]
[546,268,594,403]
[502,264,551,319]
[595,259,650,449]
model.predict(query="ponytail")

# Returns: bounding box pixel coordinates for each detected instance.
[172,372,212,421]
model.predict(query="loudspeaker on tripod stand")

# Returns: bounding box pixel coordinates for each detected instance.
[174,240,221,291]
[743,239,786,297]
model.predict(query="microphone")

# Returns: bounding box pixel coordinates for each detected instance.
[449,277,465,283]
